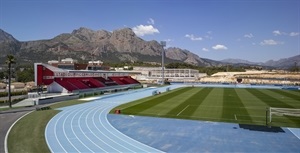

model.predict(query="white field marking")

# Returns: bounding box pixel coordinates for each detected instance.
[177,105,190,116]
[288,128,300,140]
[187,105,266,110]
[5,111,33,153]
[234,114,237,120]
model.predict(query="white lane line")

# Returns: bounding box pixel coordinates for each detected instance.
[46,85,181,153]
[77,106,101,152]
[53,111,70,153]
[98,104,137,152]
[79,105,108,152]
[177,105,190,116]
[62,111,80,152]
[70,105,94,152]
[103,106,165,153]
[90,105,124,152]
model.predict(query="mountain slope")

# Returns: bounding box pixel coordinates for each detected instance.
[0,27,220,66]
[264,55,300,69]
[0,29,21,61]
[221,55,300,69]
[0,27,298,69]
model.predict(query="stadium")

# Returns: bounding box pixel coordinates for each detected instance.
[3,62,299,152]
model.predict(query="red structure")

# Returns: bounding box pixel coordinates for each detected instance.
[34,63,140,93]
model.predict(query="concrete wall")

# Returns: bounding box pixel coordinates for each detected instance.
[36,93,79,105]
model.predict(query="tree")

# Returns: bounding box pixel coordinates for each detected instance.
[5,54,16,108]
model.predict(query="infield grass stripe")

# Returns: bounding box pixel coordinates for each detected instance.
[166,87,213,117]
[267,89,300,103]
[168,87,213,117]
[234,89,267,125]
[122,87,194,114]
[141,87,202,116]
[222,88,252,123]
[193,88,224,120]
[245,88,294,108]
[246,88,300,126]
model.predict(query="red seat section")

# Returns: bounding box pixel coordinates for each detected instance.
[94,77,118,86]
[67,78,90,89]
[123,76,140,84]
[109,77,126,85]
[109,76,140,85]
[81,78,106,88]
[55,78,79,91]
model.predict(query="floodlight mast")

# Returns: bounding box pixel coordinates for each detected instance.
[160,41,166,85]
[92,47,99,70]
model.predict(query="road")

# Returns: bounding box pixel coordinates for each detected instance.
[0,107,35,153]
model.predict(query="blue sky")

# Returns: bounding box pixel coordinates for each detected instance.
[1,0,299,62]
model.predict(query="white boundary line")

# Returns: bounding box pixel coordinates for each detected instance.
[5,111,33,153]
[177,105,190,116]
[234,114,237,120]
[288,128,300,140]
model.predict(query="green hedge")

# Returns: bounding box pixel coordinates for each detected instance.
[0,90,28,97]
[0,97,26,106]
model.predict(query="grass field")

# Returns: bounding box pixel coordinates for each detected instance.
[113,87,300,128]
[7,99,91,153]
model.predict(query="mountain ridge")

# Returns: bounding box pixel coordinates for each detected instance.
[0,27,298,69]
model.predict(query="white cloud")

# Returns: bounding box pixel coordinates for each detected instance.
[244,33,254,38]
[132,25,159,36]
[202,48,209,52]
[147,18,155,25]
[260,39,283,45]
[164,39,173,42]
[185,34,203,41]
[273,30,282,36]
[290,32,299,36]
[212,44,228,50]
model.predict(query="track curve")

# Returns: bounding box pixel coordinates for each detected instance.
[45,85,181,152]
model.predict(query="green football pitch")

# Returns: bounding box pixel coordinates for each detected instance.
[112,87,300,128]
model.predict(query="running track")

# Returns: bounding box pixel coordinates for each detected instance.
[46,85,182,152]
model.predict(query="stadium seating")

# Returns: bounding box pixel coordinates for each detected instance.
[55,78,79,91]
[54,76,140,92]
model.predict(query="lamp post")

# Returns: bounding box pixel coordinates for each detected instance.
[160,41,166,85]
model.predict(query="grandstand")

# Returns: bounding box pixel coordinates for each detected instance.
[34,63,141,93]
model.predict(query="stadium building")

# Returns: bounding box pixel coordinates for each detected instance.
[34,63,141,93]
[133,67,206,83]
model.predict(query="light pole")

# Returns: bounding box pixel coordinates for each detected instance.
[160,41,166,85]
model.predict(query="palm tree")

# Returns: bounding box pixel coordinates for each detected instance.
[5,54,16,108]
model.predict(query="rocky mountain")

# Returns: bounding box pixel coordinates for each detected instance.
[264,55,300,69]
[0,27,298,69]
[166,47,221,66]
[0,29,21,62]
[0,27,222,66]
[221,55,300,69]
[220,58,262,65]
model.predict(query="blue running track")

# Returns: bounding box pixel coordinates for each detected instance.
[45,85,182,152]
